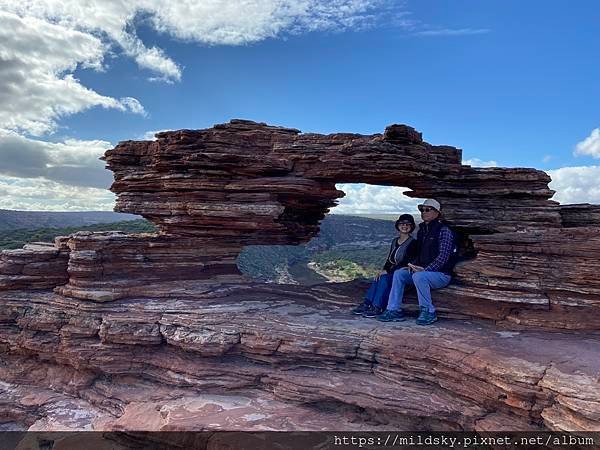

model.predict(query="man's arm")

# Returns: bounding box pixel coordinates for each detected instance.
[424,227,453,272]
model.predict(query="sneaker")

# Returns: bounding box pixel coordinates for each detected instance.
[351,303,371,315]
[362,305,383,318]
[376,309,405,322]
[416,306,438,325]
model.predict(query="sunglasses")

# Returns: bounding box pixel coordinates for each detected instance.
[418,207,436,213]
[397,222,412,227]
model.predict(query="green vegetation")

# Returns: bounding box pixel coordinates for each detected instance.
[237,245,309,282]
[0,220,156,250]
[310,259,378,281]
[311,247,387,281]
[312,246,388,270]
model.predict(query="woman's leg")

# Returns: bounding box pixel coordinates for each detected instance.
[363,278,378,305]
[372,273,393,309]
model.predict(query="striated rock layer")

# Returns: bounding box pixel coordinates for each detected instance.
[55,231,245,302]
[452,227,600,330]
[104,120,559,241]
[1,119,600,433]
[0,241,69,290]
[1,290,598,432]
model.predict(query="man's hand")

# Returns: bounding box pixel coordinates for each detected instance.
[408,263,424,272]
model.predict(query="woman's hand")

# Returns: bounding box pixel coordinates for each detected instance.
[375,270,387,280]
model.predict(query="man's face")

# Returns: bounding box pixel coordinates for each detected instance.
[419,206,440,223]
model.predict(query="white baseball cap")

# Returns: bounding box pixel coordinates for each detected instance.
[418,199,441,211]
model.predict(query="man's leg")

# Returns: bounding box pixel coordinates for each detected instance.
[411,271,451,313]
[387,268,413,311]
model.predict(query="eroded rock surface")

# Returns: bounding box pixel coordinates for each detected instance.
[0,241,69,290]
[105,120,558,240]
[1,120,599,432]
[1,290,598,432]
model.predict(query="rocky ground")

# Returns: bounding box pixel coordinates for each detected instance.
[1,286,598,432]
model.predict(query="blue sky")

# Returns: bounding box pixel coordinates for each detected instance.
[1,0,599,212]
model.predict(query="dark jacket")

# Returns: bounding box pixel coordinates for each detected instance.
[383,237,417,274]
[412,218,456,275]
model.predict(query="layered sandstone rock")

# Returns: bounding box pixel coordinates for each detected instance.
[560,203,600,228]
[54,231,244,302]
[0,240,69,290]
[104,120,559,242]
[1,120,599,434]
[73,119,565,307]
[454,227,600,330]
[1,290,598,432]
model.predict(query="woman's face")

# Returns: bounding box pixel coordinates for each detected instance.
[397,222,412,234]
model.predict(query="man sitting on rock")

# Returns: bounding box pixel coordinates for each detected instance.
[377,199,455,325]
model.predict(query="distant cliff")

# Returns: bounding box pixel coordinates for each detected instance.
[0,209,140,230]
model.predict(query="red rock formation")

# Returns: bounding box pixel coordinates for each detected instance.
[1,291,598,432]
[55,231,244,302]
[104,120,558,241]
[0,240,69,290]
[453,227,600,330]
[1,119,599,433]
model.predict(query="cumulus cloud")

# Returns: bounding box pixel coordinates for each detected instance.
[548,165,600,205]
[0,11,146,135]
[0,129,113,189]
[574,128,600,159]
[463,158,498,167]
[332,183,422,214]
[0,176,116,211]
[2,0,385,84]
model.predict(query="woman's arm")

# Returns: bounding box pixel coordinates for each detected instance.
[399,239,418,268]
[382,239,397,273]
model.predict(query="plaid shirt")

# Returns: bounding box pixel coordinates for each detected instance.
[424,226,454,272]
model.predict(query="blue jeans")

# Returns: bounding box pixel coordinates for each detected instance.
[364,273,393,309]
[387,268,451,313]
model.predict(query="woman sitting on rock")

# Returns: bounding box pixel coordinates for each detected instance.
[352,214,418,318]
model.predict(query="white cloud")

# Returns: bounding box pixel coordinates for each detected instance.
[574,128,600,159]
[0,175,115,211]
[332,183,422,214]
[542,154,553,163]
[0,11,146,136]
[463,158,498,167]
[0,129,113,189]
[548,165,600,205]
[139,129,172,140]
[2,0,385,84]
[119,97,147,117]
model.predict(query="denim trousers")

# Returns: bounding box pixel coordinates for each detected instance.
[387,268,451,313]
[364,273,393,309]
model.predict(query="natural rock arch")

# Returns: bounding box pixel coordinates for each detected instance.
[2,119,599,329]
[1,120,600,433]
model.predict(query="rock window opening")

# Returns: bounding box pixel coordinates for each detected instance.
[237,184,429,285]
